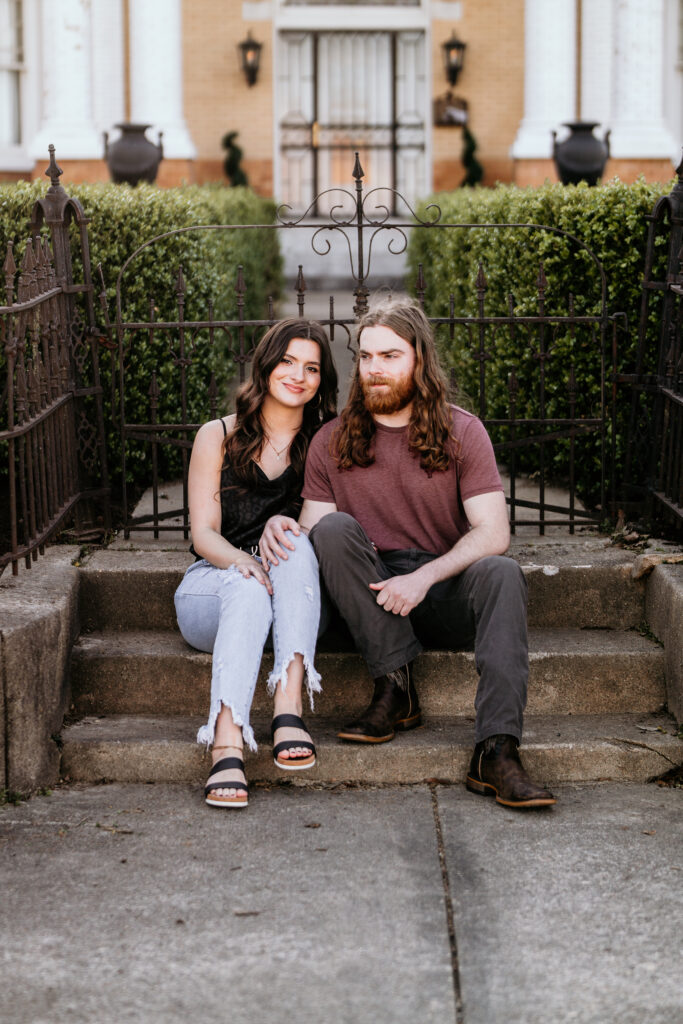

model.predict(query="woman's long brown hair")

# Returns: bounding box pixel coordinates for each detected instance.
[333,298,457,473]
[225,318,337,489]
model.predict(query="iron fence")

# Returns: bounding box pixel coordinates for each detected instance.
[624,161,683,529]
[5,151,680,564]
[0,149,109,575]
[102,155,619,539]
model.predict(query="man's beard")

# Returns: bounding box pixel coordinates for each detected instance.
[361,373,416,415]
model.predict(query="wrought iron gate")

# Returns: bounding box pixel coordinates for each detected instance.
[104,155,618,540]
[0,149,109,575]
[625,162,683,529]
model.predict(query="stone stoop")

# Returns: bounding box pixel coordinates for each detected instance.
[61,540,683,787]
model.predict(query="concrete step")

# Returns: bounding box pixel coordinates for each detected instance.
[70,627,666,719]
[59,711,683,786]
[78,546,646,633]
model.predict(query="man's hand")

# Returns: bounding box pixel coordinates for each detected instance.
[259,515,300,568]
[369,568,432,617]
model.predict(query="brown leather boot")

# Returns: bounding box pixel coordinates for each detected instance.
[466,735,556,808]
[337,663,422,743]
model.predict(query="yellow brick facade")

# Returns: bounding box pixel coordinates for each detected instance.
[7,2,675,194]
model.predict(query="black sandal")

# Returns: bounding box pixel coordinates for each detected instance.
[271,714,317,771]
[204,755,249,808]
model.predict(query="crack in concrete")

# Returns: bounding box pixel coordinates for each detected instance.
[429,782,464,1024]
[603,737,681,767]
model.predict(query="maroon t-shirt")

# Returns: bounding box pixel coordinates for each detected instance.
[303,405,503,555]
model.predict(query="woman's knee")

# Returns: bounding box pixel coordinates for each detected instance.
[270,530,319,579]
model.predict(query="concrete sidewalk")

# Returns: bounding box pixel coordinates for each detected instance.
[1,781,681,1024]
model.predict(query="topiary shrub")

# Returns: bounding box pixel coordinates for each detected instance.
[1,181,282,491]
[406,178,672,509]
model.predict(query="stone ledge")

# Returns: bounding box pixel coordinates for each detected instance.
[0,547,80,793]
[646,564,683,723]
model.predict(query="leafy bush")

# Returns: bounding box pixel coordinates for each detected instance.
[1,181,282,489]
[406,178,672,508]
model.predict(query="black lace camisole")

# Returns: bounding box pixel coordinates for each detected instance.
[191,418,303,557]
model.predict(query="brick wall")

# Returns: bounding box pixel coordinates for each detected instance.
[183,2,274,189]
[431,1,525,191]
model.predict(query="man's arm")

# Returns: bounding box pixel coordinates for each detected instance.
[259,498,337,566]
[369,490,510,616]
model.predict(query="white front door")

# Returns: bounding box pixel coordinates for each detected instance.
[277,29,427,215]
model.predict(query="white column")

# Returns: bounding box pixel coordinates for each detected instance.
[128,0,196,159]
[580,0,613,125]
[510,0,577,159]
[609,0,677,159]
[29,0,102,160]
[91,1,126,137]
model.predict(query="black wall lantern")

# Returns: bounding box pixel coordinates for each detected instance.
[239,31,262,87]
[442,31,466,87]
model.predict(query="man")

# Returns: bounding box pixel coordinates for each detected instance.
[261,298,555,809]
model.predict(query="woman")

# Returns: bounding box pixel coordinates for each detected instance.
[174,319,337,808]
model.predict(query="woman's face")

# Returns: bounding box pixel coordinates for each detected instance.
[267,338,322,408]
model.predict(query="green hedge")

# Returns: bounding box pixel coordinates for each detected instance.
[406,178,672,509]
[1,181,282,489]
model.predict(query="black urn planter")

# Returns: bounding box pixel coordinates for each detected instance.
[552,122,610,186]
[103,123,164,185]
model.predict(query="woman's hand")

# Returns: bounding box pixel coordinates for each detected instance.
[259,515,300,568]
[232,552,273,594]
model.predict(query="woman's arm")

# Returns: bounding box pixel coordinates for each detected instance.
[188,418,272,591]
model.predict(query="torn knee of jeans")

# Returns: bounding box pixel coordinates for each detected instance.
[267,652,322,708]
[196,698,257,753]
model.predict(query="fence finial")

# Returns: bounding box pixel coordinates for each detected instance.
[45,144,64,190]
[353,152,365,182]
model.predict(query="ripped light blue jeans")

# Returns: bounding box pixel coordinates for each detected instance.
[174,533,322,752]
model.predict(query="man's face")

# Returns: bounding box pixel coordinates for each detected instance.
[358,325,416,416]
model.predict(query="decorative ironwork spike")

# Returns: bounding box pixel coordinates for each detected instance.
[416,263,425,293]
[175,266,186,295]
[537,263,547,292]
[45,144,63,188]
[295,265,306,294]
[3,240,16,278]
[352,152,365,182]
[21,238,36,273]
[235,265,246,296]
[4,241,16,302]
[475,263,488,291]
[148,372,160,402]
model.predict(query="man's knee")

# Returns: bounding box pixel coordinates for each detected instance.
[309,511,363,557]
[470,555,527,600]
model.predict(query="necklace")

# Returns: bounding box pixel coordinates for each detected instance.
[265,435,292,460]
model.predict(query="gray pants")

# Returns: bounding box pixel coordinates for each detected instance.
[310,512,528,743]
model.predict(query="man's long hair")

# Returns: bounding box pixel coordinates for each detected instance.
[225,318,338,489]
[333,298,457,473]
